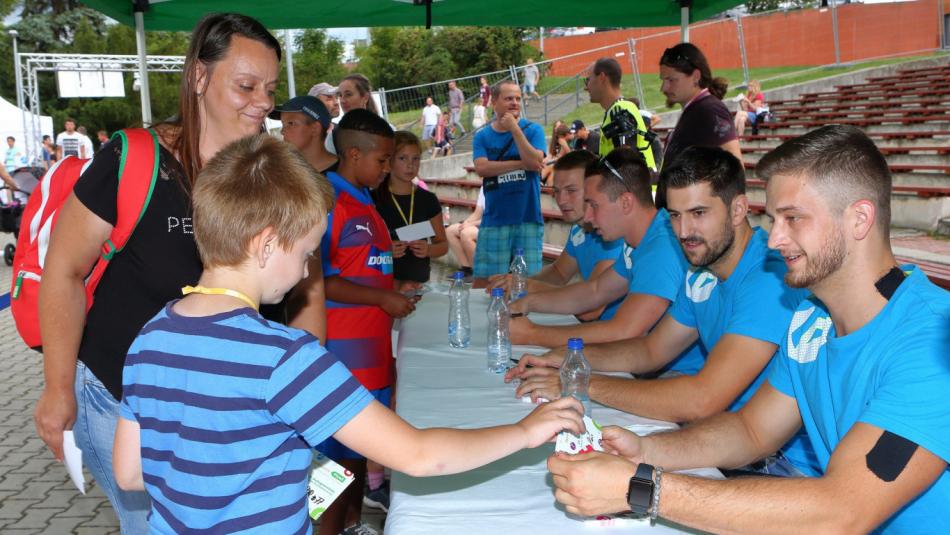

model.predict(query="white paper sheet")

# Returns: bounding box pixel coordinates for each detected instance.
[395,221,436,242]
[62,430,86,494]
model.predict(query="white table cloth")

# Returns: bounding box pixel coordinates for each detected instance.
[386,288,719,534]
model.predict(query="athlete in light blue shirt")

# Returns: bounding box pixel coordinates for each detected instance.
[769,267,950,532]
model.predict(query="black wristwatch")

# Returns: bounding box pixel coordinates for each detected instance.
[626,463,655,515]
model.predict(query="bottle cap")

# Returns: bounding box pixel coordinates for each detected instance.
[514,247,525,256]
[452,271,465,280]
[567,337,584,350]
[491,288,505,297]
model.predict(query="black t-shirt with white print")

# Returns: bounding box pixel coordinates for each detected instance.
[73,138,202,400]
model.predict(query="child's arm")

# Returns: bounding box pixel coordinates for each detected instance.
[112,417,145,491]
[333,397,585,477]
[325,275,415,318]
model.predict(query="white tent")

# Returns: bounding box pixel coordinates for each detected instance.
[0,95,53,166]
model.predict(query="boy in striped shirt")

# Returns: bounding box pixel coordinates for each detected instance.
[112,134,583,534]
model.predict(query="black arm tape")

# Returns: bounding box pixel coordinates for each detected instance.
[874,267,906,300]
[865,431,919,482]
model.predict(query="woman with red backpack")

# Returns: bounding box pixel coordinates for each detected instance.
[32,14,281,533]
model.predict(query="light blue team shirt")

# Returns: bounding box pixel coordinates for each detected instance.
[668,227,819,474]
[610,209,705,375]
[472,118,547,227]
[769,267,950,532]
[562,224,624,320]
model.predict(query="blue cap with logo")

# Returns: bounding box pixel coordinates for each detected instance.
[269,95,331,129]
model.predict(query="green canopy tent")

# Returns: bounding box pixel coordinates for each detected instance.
[81,0,744,123]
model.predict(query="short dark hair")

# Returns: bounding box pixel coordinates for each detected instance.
[585,147,653,207]
[334,108,395,156]
[756,125,892,229]
[661,146,745,206]
[491,80,520,101]
[6,136,13,142]
[554,150,597,172]
[660,43,728,100]
[592,57,622,88]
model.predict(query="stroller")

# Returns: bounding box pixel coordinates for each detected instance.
[1,166,42,266]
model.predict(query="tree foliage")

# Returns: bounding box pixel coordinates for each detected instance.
[744,0,815,14]
[273,29,346,103]
[358,26,539,89]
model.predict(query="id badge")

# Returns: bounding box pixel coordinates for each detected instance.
[306,451,356,520]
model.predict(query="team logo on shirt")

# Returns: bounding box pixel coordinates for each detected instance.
[684,268,717,303]
[786,305,832,364]
[571,227,586,247]
[686,268,719,303]
[367,245,393,275]
[622,244,633,270]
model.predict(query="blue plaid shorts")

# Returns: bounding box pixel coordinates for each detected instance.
[473,223,543,277]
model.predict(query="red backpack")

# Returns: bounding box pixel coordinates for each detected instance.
[10,128,160,350]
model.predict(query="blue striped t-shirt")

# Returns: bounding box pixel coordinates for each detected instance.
[120,303,373,534]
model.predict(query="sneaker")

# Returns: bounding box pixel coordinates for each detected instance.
[341,521,379,535]
[362,480,390,512]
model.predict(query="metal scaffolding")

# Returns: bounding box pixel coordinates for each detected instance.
[15,53,184,161]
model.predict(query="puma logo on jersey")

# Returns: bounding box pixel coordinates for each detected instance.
[685,269,717,303]
[623,245,633,270]
[355,224,372,236]
[786,306,832,364]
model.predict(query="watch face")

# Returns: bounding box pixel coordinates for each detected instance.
[627,464,655,515]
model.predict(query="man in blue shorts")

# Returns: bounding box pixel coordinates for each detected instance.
[471,80,547,281]
[487,150,623,321]
[548,125,950,533]
[512,146,817,476]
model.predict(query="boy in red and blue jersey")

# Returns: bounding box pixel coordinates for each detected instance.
[318,109,417,533]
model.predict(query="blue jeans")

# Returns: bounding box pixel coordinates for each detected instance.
[74,361,150,534]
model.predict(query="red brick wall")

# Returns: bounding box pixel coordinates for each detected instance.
[535,0,945,76]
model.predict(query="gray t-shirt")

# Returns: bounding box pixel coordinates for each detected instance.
[448,87,464,109]
[524,65,539,84]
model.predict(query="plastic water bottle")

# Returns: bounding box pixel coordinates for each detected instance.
[509,248,528,301]
[486,288,511,373]
[448,271,471,348]
[560,337,592,415]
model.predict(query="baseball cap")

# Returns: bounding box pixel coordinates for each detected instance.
[570,119,585,133]
[269,95,331,129]
[308,82,338,97]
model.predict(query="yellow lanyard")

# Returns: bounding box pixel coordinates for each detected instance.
[390,185,415,226]
[182,285,259,311]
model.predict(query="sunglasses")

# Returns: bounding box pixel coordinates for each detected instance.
[599,156,625,184]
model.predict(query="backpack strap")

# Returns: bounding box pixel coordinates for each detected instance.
[84,128,160,308]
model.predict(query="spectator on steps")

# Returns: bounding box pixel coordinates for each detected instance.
[734,80,766,137]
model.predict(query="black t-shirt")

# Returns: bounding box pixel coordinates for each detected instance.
[571,130,600,154]
[372,186,442,282]
[73,139,202,400]
[659,92,737,208]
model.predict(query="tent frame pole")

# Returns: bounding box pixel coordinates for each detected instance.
[285,29,297,98]
[134,7,153,126]
[681,4,690,42]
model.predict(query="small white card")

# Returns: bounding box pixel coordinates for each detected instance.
[555,415,603,455]
[395,221,436,242]
[306,451,355,520]
[63,430,86,494]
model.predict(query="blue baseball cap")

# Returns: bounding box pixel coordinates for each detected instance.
[269,95,331,129]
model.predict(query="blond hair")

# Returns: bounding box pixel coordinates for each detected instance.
[193,134,335,268]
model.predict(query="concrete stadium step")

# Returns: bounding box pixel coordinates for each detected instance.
[426,177,560,212]
[739,135,950,150]
[760,122,950,136]
[743,178,950,232]
[769,96,950,113]
[742,148,950,169]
